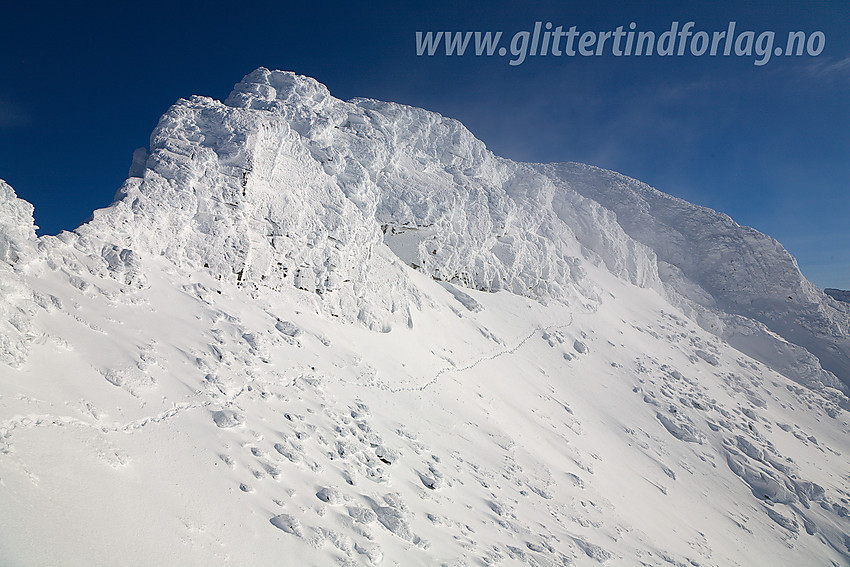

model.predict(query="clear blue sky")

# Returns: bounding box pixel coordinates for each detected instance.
[1,0,848,288]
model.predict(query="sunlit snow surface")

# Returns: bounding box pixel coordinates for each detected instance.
[1,69,849,566]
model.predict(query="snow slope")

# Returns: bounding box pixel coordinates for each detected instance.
[1,69,849,566]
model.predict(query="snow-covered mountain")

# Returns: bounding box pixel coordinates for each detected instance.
[1,68,849,566]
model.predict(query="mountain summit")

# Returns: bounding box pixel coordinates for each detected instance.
[1,69,849,566]
[73,67,850,392]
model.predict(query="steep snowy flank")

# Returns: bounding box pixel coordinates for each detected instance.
[539,163,850,391]
[2,69,850,566]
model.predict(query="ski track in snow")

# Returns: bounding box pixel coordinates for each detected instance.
[365,315,575,394]
[0,317,571,444]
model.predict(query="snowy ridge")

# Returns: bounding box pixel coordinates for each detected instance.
[1,69,850,566]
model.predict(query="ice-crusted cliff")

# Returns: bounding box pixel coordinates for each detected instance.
[67,67,850,392]
[0,181,39,367]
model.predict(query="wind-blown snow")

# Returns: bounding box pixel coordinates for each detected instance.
[1,69,849,566]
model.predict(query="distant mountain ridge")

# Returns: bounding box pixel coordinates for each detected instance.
[825,288,850,303]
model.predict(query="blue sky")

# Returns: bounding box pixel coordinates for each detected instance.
[1,0,848,288]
